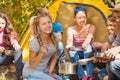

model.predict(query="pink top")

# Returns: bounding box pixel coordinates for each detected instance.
[0,30,16,47]
[73,24,94,47]
[0,30,5,47]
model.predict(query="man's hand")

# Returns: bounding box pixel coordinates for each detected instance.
[91,57,109,63]
[105,47,120,59]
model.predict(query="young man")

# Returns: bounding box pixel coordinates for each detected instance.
[93,6,120,80]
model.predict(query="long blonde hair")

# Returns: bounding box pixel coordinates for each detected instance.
[29,13,58,49]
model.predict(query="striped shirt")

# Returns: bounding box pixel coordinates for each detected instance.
[73,24,93,47]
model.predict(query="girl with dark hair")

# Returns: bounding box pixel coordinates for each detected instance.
[66,6,96,80]
[0,12,24,80]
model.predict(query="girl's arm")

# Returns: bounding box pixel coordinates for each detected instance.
[66,27,73,50]
[10,32,21,50]
[82,25,96,50]
[49,51,58,75]
[12,40,21,50]
[29,44,48,68]
[58,32,63,41]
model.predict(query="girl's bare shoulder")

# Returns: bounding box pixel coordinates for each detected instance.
[67,26,75,31]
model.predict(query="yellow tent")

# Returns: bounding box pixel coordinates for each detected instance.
[20,0,112,63]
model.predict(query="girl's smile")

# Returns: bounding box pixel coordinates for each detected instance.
[39,16,52,34]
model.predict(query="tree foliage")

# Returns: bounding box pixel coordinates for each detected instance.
[0,0,52,40]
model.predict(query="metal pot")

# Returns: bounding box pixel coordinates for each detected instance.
[94,52,106,58]
[59,62,77,74]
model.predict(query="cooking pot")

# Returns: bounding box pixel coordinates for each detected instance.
[77,58,92,65]
[59,62,77,74]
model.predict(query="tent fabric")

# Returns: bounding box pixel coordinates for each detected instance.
[21,0,112,62]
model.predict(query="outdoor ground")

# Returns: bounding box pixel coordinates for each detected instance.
[0,63,100,80]
[0,64,17,80]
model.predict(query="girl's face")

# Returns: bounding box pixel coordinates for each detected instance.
[0,17,6,31]
[106,20,117,33]
[39,16,52,34]
[75,11,87,26]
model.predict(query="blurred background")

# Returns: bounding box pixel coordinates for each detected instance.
[0,0,119,41]
[0,0,120,80]
[0,0,53,41]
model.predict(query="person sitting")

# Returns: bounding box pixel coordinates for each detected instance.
[92,10,120,80]
[52,22,64,59]
[22,12,62,80]
[105,6,120,80]
[35,7,64,59]
[66,6,96,80]
[0,12,24,80]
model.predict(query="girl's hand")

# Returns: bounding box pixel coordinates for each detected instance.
[48,73,57,80]
[0,47,5,53]
[12,41,21,50]
[82,43,87,50]
[13,44,21,50]
[41,44,48,54]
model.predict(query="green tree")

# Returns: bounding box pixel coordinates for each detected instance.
[0,0,52,41]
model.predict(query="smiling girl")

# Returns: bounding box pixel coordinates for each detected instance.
[0,12,23,80]
[66,6,96,80]
[23,13,62,80]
